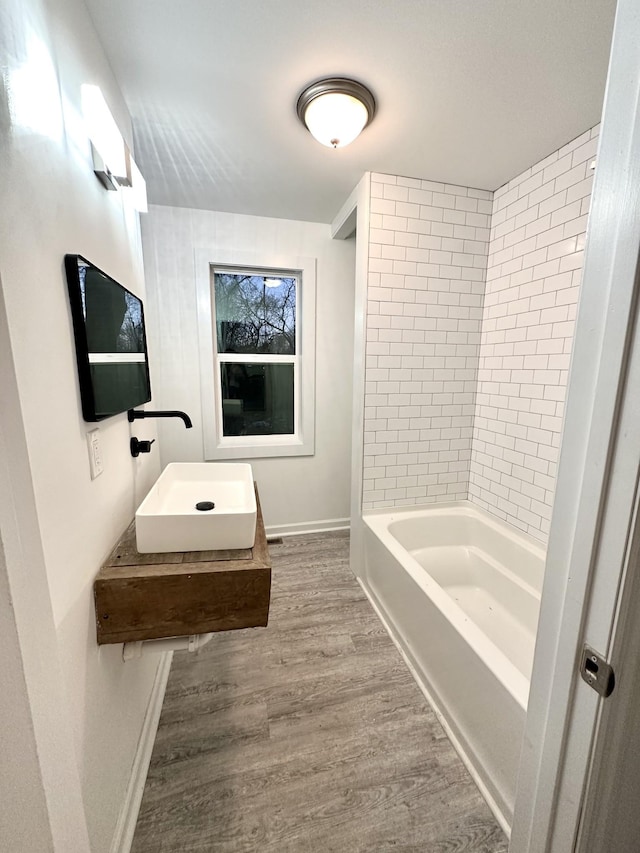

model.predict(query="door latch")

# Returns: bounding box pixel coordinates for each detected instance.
[580,645,615,698]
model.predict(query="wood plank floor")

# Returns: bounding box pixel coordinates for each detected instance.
[131,531,508,853]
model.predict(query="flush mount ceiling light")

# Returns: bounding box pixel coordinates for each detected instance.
[296,77,376,149]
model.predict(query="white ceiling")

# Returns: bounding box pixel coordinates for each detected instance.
[85,0,617,224]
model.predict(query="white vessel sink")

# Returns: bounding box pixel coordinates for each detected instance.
[135,463,257,553]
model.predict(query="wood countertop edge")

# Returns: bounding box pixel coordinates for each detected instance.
[96,616,270,645]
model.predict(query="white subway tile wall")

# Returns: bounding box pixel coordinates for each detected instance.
[362,173,492,509]
[362,127,598,540]
[468,126,599,541]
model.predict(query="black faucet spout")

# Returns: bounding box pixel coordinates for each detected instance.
[127,409,193,428]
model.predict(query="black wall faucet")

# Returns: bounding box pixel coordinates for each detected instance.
[127,409,193,429]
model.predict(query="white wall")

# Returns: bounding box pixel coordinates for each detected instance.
[362,173,491,509]
[469,127,598,541]
[0,284,90,851]
[0,0,162,848]
[141,205,356,532]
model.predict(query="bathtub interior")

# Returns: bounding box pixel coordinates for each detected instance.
[373,505,544,684]
[387,509,544,593]
[413,545,540,679]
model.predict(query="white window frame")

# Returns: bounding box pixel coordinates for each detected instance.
[195,250,316,460]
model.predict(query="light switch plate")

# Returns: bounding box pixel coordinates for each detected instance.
[87,429,104,479]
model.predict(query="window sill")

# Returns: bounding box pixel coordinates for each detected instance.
[206,435,313,460]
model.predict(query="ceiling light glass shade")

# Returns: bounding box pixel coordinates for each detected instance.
[297,78,376,149]
[304,93,368,148]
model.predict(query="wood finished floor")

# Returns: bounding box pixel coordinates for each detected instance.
[131,531,508,853]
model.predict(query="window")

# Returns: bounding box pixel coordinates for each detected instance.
[215,269,297,438]
[196,252,316,459]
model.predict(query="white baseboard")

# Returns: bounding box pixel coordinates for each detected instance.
[110,651,173,853]
[265,518,350,538]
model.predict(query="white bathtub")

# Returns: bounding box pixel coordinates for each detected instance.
[361,501,545,833]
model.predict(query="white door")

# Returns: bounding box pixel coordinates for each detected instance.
[510,1,640,850]
[574,507,640,852]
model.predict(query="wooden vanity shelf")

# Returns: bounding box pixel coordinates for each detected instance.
[94,484,271,645]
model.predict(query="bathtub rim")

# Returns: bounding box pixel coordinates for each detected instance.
[364,499,546,568]
[362,500,546,712]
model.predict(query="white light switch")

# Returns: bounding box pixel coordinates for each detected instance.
[87,429,104,479]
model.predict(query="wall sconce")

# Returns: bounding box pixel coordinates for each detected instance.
[81,84,148,211]
[82,84,127,189]
[296,77,376,149]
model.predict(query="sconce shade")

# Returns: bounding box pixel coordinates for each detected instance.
[296,78,376,148]
[81,84,127,179]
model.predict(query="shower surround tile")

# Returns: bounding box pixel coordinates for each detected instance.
[469,126,599,541]
[362,125,598,542]
[362,174,491,510]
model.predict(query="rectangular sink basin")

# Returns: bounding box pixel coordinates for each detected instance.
[135,463,257,553]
